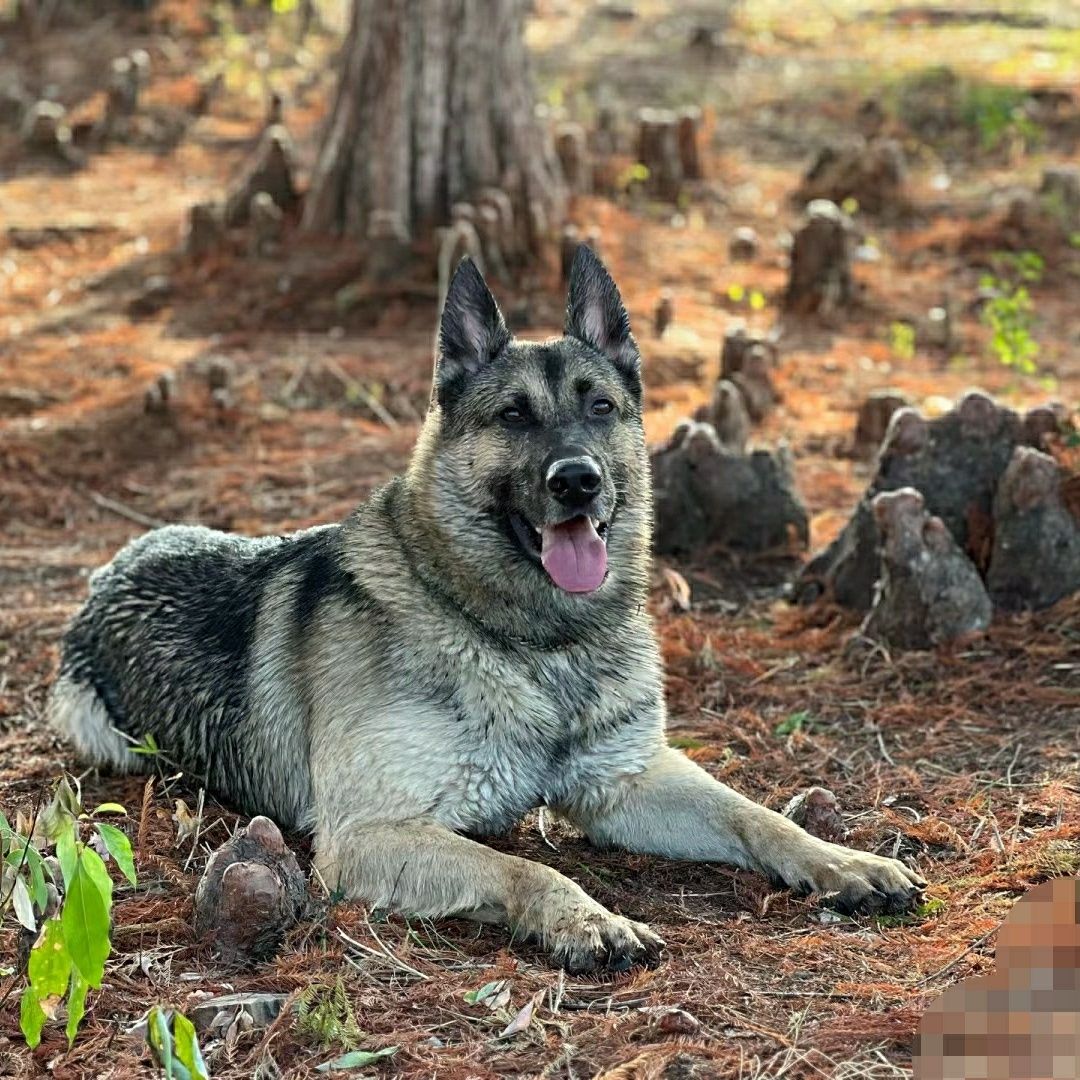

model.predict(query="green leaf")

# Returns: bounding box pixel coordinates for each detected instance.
[55,820,78,888]
[8,840,48,910]
[56,776,82,818]
[11,875,36,931]
[131,732,161,756]
[78,845,114,909]
[316,1047,398,1072]
[0,809,12,847]
[173,1011,210,1080]
[20,986,47,1049]
[66,967,89,1047]
[463,980,503,1005]
[61,861,111,988]
[95,823,137,887]
[148,1006,174,1077]
[28,919,71,1002]
[38,795,71,845]
[668,735,705,750]
[92,803,128,816]
[28,850,48,911]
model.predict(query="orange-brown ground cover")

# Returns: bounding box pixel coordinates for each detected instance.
[1,2,1077,1077]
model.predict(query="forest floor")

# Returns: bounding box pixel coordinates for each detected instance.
[1,1,1078,1077]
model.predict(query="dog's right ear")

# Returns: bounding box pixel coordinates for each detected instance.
[436,257,510,394]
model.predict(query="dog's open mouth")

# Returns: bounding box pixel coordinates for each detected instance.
[510,514,609,593]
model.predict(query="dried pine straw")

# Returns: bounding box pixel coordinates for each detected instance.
[1,585,1076,1079]
[0,5,1077,1072]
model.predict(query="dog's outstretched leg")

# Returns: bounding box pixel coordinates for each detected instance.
[561,748,926,914]
[314,818,663,973]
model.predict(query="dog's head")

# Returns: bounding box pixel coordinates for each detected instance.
[408,247,651,618]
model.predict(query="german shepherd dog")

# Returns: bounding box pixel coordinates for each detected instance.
[51,248,925,972]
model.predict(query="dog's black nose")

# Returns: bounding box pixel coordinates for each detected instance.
[547,457,601,508]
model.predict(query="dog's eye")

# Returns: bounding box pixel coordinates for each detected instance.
[500,405,526,424]
[590,398,615,417]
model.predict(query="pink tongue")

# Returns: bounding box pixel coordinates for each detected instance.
[541,517,607,593]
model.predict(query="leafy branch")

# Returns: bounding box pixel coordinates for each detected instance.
[1,777,137,1049]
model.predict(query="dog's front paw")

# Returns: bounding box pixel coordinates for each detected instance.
[547,905,664,975]
[802,846,926,916]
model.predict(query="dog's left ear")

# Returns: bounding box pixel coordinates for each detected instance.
[565,245,640,385]
[436,256,511,391]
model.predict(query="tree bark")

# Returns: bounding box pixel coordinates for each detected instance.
[303,0,563,262]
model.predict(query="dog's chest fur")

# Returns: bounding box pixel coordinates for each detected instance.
[309,596,664,837]
[441,634,661,832]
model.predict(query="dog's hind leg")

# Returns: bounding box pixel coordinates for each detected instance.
[561,747,926,915]
[48,676,141,772]
[314,817,663,973]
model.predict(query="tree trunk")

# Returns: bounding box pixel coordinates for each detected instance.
[303,0,563,264]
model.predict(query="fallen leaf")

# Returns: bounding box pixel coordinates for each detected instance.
[172,799,201,847]
[316,1046,398,1072]
[499,990,543,1038]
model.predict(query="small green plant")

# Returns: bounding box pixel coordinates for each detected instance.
[960,82,1040,151]
[979,251,1043,374]
[147,1006,210,1080]
[1,778,136,1049]
[296,978,365,1052]
[774,710,811,737]
[889,321,916,361]
[131,731,164,757]
[875,896,947,929]
[893,67,1041,153]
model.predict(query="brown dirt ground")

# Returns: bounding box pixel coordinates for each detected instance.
[1,1,1078,1077]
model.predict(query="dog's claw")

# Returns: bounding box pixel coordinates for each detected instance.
[793,845,926,917]
[554,911,664,975]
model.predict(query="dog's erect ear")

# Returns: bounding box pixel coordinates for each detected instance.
[436,256,511,388]
[564,245,640,381]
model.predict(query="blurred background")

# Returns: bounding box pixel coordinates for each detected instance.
[1,1,1078,1077]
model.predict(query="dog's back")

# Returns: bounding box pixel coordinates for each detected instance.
[52,522,341,827]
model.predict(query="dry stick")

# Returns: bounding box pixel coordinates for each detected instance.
[536,807,559,852]
[86,489,168,530]
[322,357,399,430]
[182,788,206,873]
[875,729,897,768]
[280,353,311,403]
[1005,740,1023,788]
[363,911,429,979]
[337,927,428,981]
[1007,797,1025,856]
[914,929,996,988]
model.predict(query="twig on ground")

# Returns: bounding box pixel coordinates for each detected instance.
[914,929,996,988]
[86,489,168,529]
[537,807,559,852]
[338,926,429,981]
